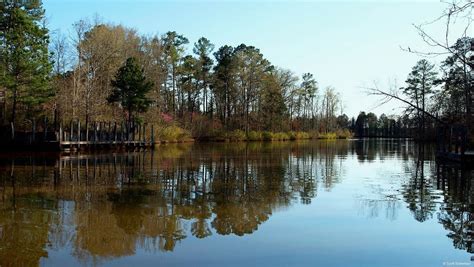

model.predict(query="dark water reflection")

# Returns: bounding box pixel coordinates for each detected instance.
[0,140,472,266]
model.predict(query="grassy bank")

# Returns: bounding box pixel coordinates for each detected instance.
[211,129,353,142]
[156,125,353,143]
[156,125,195,143]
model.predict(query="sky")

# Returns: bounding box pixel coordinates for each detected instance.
[42,0,471,118]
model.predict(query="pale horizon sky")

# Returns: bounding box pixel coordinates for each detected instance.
[43,0,471,118]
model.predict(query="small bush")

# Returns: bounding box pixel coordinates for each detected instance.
[208,130,227,141]
[336,129,353,139]
[287,131,297,140]
[295,131,310,140]
[262,131,274,141]
[159,125,192,142]
[227,130,247,141]
[308,130,319,139]
[273,132,290,140]
[318,132,337,139]
[247,131,262,141]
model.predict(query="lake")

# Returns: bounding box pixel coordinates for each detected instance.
[0,139,472,267]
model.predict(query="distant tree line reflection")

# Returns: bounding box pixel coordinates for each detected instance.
[0,140,472,265]
[0,141,347,265]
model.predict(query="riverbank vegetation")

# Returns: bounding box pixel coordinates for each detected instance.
[0,0,472,144]
[367,2,473,142]
[155,126,353,143]
[0,0,354,142]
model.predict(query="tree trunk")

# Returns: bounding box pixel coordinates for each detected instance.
[172,63,176,116]
[10,85,18,125]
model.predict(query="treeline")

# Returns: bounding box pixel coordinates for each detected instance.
[350,112,417,138]
[368,42,473,140]
[0,1,350,140]
[388,55,472,140]
[369,1,473,141]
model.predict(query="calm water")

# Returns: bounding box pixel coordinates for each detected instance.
[0,140,472,267]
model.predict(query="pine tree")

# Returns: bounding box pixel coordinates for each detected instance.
[108,57,153,121]
[402,59,438,137]
[161,31,189,115]
[193,37,214,115]
[261,73,287,131]
[0,0,53,124]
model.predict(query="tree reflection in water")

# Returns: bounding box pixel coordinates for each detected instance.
[353,140,473,255]
[401,144,440,223]
[0,140,472,265]
[0,141,346,265]
[400,143,474,254]
[437,165,474,254]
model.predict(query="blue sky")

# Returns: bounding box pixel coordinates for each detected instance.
[43,0,463,118]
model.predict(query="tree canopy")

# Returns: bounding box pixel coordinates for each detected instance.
[0,0,52,124]
[108,57,153,121]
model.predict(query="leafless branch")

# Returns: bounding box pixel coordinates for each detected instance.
[364,84,446,125]
[401,0,473,61]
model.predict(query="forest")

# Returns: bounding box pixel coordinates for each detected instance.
[0,0,472,142]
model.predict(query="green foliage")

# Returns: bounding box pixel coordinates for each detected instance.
[288,131,310,140]
[162,31,189,63]
[318,132,337,139]
[403,59,437,99]
[308,130,320,139]
[294,73,318,129]
[437,37,473,120]
[273,132,290,141]
[161,31,189,113]
[0,0,53,123]
[158,125,192,142]
[261,73,288,131]
[212,45,236,124]
[193,37,214,113]
[288,131,297,140]
[296,131,310,139]
[402,59,437,114]
[218,131,293,141]
[316,130,353,139]
[5,1,470,145]
[0,5,355,138]
[247,131,262,141]
[226,130,247,141]
[336,114,350,129]
[108,57,153,121]
[301,73,318,99]
[335,129,354,139]
[400,59,438,139]
[262,131,274,141]
[179,55,198,111]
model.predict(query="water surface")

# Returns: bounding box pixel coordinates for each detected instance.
[0,140,472,266]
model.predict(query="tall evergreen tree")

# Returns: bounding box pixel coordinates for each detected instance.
[300,73,318,129]
[0,0,53,124]
[233,44,272,132]
[108,57,153,121]
[179,55,198,115]
[212,45,236,128]
[261,73,287,131]
[355,111,367,137]
[161,31,189,115]
[402,59,437,137]
[193,37,214,114]
[439,37,473,124]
